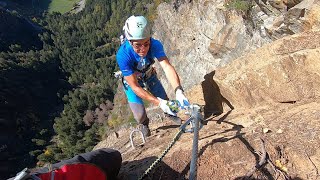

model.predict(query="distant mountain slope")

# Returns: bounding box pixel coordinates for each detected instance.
[0,9,42,51]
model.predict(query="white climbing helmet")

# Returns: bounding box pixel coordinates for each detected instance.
[123,15,151,40]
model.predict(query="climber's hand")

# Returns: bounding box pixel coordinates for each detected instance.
[175,89,190,109]
[158,97,179,116]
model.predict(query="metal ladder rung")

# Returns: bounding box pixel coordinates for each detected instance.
[130,129,146,149]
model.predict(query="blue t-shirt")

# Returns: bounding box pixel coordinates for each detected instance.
[116,38,167,77]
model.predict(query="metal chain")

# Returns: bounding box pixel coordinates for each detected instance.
[138,129,184,180]
[139,104,203,180]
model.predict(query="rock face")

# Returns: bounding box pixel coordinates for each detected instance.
[268,0,304,10]
[150,1,320,178]
[103,1,320,179]
[152,0,320,101]
[263,0,319,39]
[214,30,320,109]
[153,0,272,97]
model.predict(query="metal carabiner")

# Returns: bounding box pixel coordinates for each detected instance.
[180,104,204,133]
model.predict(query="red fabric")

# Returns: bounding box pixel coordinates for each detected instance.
[38,163,107,180]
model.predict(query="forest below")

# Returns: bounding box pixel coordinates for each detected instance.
[0,0,168,178]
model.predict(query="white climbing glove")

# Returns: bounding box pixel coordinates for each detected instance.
[175,88,190,109]
[157,97,178,116]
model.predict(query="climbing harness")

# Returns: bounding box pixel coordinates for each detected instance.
[114,61,156,92]
[139,104,205,180]
[114,67,157,149]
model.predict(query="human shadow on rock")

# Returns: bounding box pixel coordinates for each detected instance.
[201,71,234,119]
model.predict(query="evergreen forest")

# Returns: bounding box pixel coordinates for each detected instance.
[0,0,168,178]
